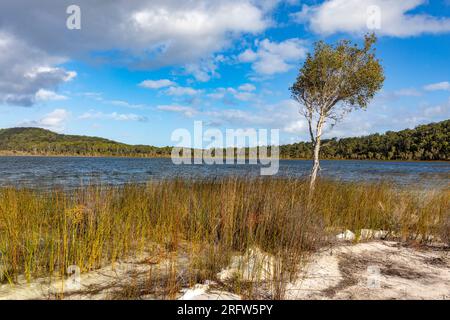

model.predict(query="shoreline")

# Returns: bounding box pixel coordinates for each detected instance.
[0,152,448,163]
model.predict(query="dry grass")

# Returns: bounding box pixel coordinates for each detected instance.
[0,177,448,298]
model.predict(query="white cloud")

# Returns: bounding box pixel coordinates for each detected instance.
[284,120,306,134]
[140,80,201,97]
[157,105,198,117]
[0,32,76,106]
[393,88,422,97]
[294,0,450,37]
[238,83,256,92]
[0,1,272,69]
[321,97,450,138]
[424,81,450,91]
[81,93,149,110]
[233,92,256,102]
[238,38,307,75]
[79,111,148,122]
[19,109,70,132]
[139,79,176,89]
[164,86,201,96]
[64,71,77,82]
[424,105,447,117]
[184,57,223,82]
[377,88,422,102]
[109,100,148,109]
[207,91,227,100]
[0,1,276,103]
[208,86,258,102]
[35,89,68,102]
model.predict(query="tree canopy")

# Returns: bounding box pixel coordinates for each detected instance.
[290,34,385,125]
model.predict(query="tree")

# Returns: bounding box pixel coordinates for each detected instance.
[290,34,385,190]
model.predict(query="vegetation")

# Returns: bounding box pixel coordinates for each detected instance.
[290,34,385,187]
[279,119,450,161]
[0,119,448,161]
[0,127,171,157]
[0,178,448,298]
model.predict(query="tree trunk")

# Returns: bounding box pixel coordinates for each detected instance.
[309,115,324,191]
[310,139,321,190]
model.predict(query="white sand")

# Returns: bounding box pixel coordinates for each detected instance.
[1,241,448,300]
[286,241,449,300]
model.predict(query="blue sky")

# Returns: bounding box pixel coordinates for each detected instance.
[0,0,449,146]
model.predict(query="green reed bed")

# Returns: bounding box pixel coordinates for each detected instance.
[0,178,448,297]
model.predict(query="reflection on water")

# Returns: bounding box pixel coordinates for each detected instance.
[0,156,448,189]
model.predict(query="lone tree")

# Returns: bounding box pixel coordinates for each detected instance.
[290,34,384,190]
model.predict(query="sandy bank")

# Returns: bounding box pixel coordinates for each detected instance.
[0,241,448,300]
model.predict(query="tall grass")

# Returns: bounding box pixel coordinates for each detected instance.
[0,178,448,298]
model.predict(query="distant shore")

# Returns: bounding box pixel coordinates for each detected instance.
[0,151,448,163]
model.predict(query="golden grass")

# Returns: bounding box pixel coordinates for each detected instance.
[0,178,448,298]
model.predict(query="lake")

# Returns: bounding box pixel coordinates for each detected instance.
[0,156,448,189]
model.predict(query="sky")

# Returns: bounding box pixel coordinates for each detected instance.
[0,0,449,147]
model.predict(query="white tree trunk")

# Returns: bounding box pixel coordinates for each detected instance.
[310,139,321,190]
[310,115,324,191]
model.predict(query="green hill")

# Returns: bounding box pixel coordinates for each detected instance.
[0,119,448,160]
[0,127,170,157]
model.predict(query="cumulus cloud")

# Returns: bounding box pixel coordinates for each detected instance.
[294,0,450,37]
[424,81,450,91]
[79,111,148,122]
[184,56,224,82]
[19,109,70,132]
[238,83,256,92]
[308,92,450,139]
[108,100,148,110]
[0,32,75,107]
[139,79,176,89]
[158,98,307,135]
[0,1,272,69]
[139,80,201,97]
[164,86,201,96]
[238,38,307,75]
[35,89,68,102]
[157,105,198,117]
[80,93,150,110]
[164,94,450,141]
[0,0,276,105]
[208,86,259,103]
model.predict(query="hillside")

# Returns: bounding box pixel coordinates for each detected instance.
[0,127,170,157]
[0,120,448,160]
[280,119,449,161]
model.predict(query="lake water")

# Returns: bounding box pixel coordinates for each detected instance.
[0,156,448,189]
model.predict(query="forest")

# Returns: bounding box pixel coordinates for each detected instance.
[0,119,448,160]
[279,119,449,161]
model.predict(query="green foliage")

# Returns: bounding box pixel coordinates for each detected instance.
[279,120,450,161]
[0,127,169,157]
[0,120,448,161]
[290,34,385,122]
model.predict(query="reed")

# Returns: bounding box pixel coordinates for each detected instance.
[0,177,448,298]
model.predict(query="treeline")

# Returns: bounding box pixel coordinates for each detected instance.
[280,120,449,161]
[0,120,448,160]
[0,127,171,157]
